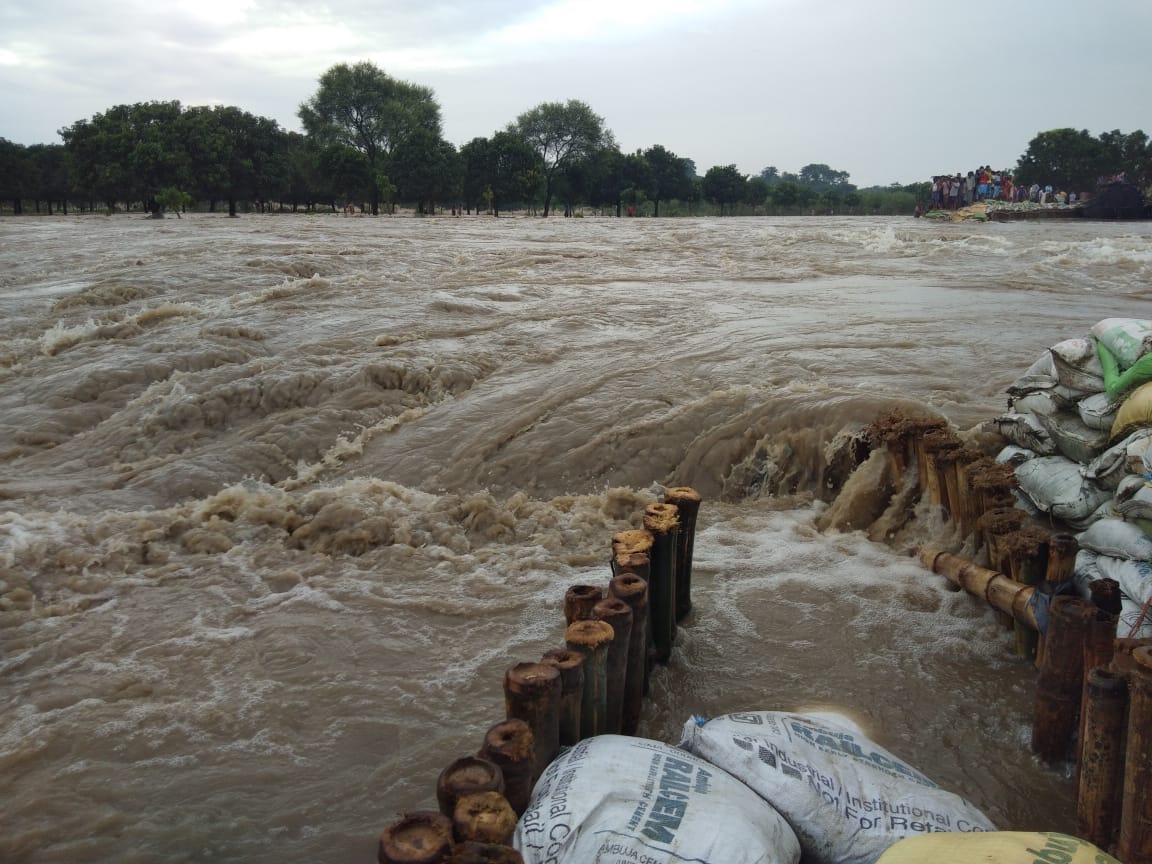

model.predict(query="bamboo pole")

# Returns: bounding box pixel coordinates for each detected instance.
[436,756,505,818]
[917,547,1039,630]
[644,502,680,662]
[452,791,518,846]
[565,619,614,740]
[612,551,651,582]
[958,456,996,540]
[478,719,535,817]
[611,529,654,578]
[446,843,525,864]
[610,571,649,735]
[378,812,454,864]
[563,585,602,624]
[663,486,701,622]
[503,662,561,780]
[1118,646,1152,864]
[540,648,584,747]
[592,596,632,736]
[1032,596,1089,761]
[1006,527,1049,658]
[1076,668,1128,853]
[921,430,960,511]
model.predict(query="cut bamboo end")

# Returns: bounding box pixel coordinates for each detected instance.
[565,620,614,739]
[452,791,518,846]
[478,720,535,816]
[503,662,560,780]
[918,546,1038,631]
[378,811,454,864]
[564,584,603,624]
[436,756,505,818]
[611,529,654,556]
[643,503,680,534]
[612,551,651,580]
[504,662,560,698]
[565,619,615,650]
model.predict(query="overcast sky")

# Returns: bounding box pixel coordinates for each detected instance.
[2,0,1149,187]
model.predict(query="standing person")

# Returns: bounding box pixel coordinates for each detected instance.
[977,167,989,201]
[949,175,960,209]
[931,177,942,210]
[965,171,975,205]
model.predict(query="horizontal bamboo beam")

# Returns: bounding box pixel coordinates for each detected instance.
[918,547,1038,631]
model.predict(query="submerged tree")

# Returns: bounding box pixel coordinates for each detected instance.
[299,61,442,215]
[509,100,612,217]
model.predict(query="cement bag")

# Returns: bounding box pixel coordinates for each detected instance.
[1006,352,1059,397]
[1077,517,1152,560]
[1092,555,1152,638]
[1078,391,1120,431]
[679,712,994,864]
[1073,549,1103,598]
[1112,381,1152,440]
[1014,456,1111,524]
[1050,338,1106,393]
[876,831,1121,864]
[513,735,801,864]
[1037,411,1109,464]
[1091,317,1152,369]
[1085,429,1152,490]
[1113,474,1152,521]
[996,413,1057,455]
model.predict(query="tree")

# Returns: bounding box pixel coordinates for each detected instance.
[759,166,780,184]
[460,133,542,215]
[643,145,692,217]
[299,61,442,215]
[391,129,461,213]
[509,99,612,217]
[0,138,31,213]
[797,163,853,192]
[702,165,747,215]
[1015,128,1103,192]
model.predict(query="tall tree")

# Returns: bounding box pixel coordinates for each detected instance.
[643,145,692,217]
[391,129,461,213]
[1015,128,1103,191]
[509,99,612,217]
[299,61,442,215]
[702,164,747,215]
[797,163,853,192]
[0,138,31,214]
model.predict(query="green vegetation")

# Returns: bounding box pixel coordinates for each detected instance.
[0,61,1146,218]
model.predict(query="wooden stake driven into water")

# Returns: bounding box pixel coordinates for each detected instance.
[378,811,454,864]
[920,430,960,512]
[564,619,614,740]
[1076,668,1128,853]
[1032,595,1089,761]
[592,596,632,735]
[610,571,649,735]
[563,585,602,624]
[611,530,654,578]
[503,662,560,781]
[1006,527,1049,658]
[663,487,701,622]
[643,502,680,663]
[478,720,535,817]
[436,756,505,818]
[1118,646,1152,864]
[540,648,584,747]
[451,791,517,846]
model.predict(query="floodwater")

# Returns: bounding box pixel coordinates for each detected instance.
[2,212,1152,863]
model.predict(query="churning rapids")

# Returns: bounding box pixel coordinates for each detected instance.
[3,213,1152,863]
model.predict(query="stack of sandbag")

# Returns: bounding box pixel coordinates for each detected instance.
[998,318,1152,638]
[679,712,995,864]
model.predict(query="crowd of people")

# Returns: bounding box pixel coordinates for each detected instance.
[927,167,1078,211]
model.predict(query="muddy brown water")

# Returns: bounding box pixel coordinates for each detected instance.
[3,213,1152,863]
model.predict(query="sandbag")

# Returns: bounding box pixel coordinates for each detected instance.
[996,446,1036,466]
[1113,474,1152,521]
[996,413,1057,455]
[1077,517,1152,560]
[1007,352,1059,397]
[1085,429,1152,490]
[1112,381,1152,440]
[1014,456,1112,524]
[679,712,994,864]
[513,735,801,864]
[1037,411,1109,464]
[1050,338,1106,393]
[1091,317,1152,369]
[1010,391,1062,417]
[1077,391,1120,431]
[1073,549,1103,598]
[876,831,1120,864]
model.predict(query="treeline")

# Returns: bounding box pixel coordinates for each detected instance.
[0,60,937,217]
[1015,128,1150,192]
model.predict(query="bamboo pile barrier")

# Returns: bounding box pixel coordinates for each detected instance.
[376,486,702,862]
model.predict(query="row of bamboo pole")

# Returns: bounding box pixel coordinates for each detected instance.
[877,410,1152,863]
[375,487,702,864]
